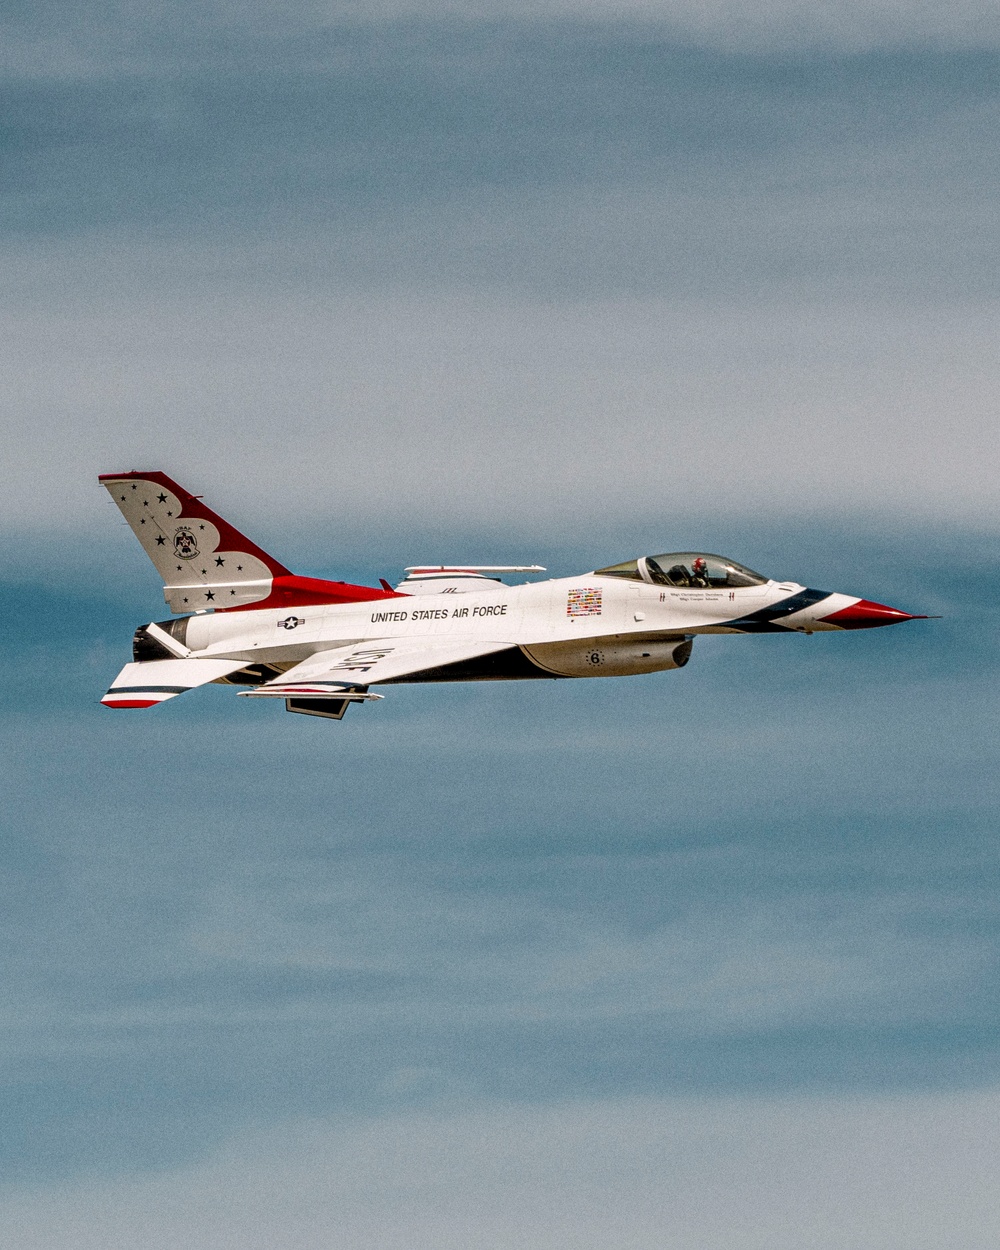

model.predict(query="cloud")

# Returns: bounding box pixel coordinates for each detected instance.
[5,1,1000,75]
[3,8,998,1222]
[3,285,999,535]
[1,540,998,1183]
[2,34,998,534]
[5,33,999,231]
[4,1091,1000,1248]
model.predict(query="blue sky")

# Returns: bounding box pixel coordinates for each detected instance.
[2,5,999,1246]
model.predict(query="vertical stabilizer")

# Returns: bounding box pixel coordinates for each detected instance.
[99,471,291,612]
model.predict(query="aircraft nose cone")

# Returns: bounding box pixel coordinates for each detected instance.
[820,598,925,629]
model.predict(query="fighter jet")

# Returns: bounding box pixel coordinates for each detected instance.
[99,471,928,720]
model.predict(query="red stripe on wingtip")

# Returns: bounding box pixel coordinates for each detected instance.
[102,699,159,708]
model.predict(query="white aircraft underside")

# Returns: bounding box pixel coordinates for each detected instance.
[99,472,927,721]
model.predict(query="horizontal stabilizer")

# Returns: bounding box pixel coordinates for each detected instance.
[102,657,250,708]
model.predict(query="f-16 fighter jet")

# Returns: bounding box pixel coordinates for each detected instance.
[99,471,928,721]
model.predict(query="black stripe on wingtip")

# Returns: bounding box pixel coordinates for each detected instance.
[105,685,191,694]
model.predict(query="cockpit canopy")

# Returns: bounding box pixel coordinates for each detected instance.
[595,552,769,589]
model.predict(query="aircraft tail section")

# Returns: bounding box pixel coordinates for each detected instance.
[100,471,404,614]
[100,471,291,613]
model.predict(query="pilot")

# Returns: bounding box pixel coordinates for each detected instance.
[690,557,710,587]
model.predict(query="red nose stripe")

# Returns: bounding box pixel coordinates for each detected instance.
[821,599,921,629]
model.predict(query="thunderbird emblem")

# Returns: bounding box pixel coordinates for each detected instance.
[173,527,199,559]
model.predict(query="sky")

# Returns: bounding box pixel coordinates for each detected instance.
[2,3,999,1246]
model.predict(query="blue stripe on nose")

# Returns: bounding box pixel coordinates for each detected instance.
[725,588,832,632]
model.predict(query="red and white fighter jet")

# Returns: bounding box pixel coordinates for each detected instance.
[99,471,928,721]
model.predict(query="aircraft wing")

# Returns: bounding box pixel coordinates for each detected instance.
[242,637,515,696]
